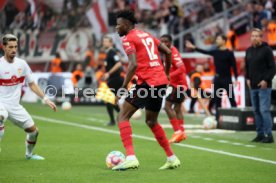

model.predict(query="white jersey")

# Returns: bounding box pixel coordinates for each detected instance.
[0,56,34,105]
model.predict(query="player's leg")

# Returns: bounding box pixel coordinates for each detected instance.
[105,103,116,126]
[145,109,180,169]
[224,79,237,107]
[0,104,8,152]
[174,103,186,134]
[105,78,123,126]
[208,94,215,115]
[112,84,143,170]
[8,105,44,160]
[112,101,139,170]
[258,88,274,143]
[214,78,222,121]
[174,87,186,133]
[166,87,187,143]
[189,97,197,113]
[250,89,264,142]
[165,100,179,132]
[145,85,180,169]
[24,124,44,160]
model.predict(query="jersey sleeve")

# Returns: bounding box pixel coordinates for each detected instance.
[122,36,136,55]
[24,61,34,83]
[153,36,161,47]
[113,52,120,62]
[172,49,184,68]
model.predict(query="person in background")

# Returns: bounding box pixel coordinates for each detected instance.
[102,36,124,126]
[186,34,238,122]
[72,64,84,87]
[245,28,275,143]
[226,25,238,50]
[51,52,62,73]
[83,45,97,70]
[189,65,211,116]
[202,61,215,114]
[160,34,188,144]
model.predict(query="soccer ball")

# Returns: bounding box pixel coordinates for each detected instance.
[131,109,142,120]
[106,151,125,168]
[203,116,217,129]
[61,101,72,110]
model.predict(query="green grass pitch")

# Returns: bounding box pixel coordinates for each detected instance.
[0,103,276,183]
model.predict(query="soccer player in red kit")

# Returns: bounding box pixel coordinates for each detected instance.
[112,10,180,170]
[161,34,188,143]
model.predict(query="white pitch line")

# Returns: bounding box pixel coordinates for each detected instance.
[32,115,276,165]
[203,138,214,141]
[244,145,256,148]
[218,140,230,143]
[232,142,243,146]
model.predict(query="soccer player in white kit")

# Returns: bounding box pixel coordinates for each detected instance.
[0,34,57,160]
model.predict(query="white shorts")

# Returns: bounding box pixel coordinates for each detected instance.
[0,102,34,129]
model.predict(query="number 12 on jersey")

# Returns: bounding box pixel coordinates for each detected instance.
[142,37,158,61]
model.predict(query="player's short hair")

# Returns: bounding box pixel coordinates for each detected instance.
[116,10,138,25]
[161,34,173,42]
[2,34,18,45]
[216,34,227,42]
[251,28,263,37]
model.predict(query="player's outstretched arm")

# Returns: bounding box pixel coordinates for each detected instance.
[185,40,214,56]
[158,43,171,79]
[28,82,57,112]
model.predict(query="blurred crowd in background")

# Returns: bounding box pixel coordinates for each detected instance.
[1,0,276,35]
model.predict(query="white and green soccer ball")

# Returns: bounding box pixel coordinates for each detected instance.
[203,116,217,130]
[106,151,125,168]
[61,101,72,111]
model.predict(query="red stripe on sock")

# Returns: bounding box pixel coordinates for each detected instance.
[170,119,180,132]
[118,121,135,156]
[151,123,174,157]
[27,140,36,145]
[178,119,185,132]
[0,126,4,130]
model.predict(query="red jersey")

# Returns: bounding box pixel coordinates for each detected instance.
[122,29,168,86]
[169,46,188,88]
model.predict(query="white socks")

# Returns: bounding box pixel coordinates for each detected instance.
[25,130,38,157]
[167,155,176,161]
[126,155,137,161]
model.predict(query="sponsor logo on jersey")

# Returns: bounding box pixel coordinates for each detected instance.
[18,68,22,75]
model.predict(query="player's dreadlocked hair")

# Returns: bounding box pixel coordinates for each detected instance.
[116,10,138,25]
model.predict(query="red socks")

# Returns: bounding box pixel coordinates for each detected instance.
[118,121,175,157]
[170,119,185,132]
[178,119,185,132]
[150,123,173,157]
[170,119,180,132]
[118,121,134,156]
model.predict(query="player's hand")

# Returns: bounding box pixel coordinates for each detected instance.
[185,41,196,50]
[102,73,110,81]
[44,97,57,112]
[258,80,267,89]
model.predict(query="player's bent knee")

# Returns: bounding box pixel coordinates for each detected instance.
[25,125,37,133]
[145,120,156,128]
